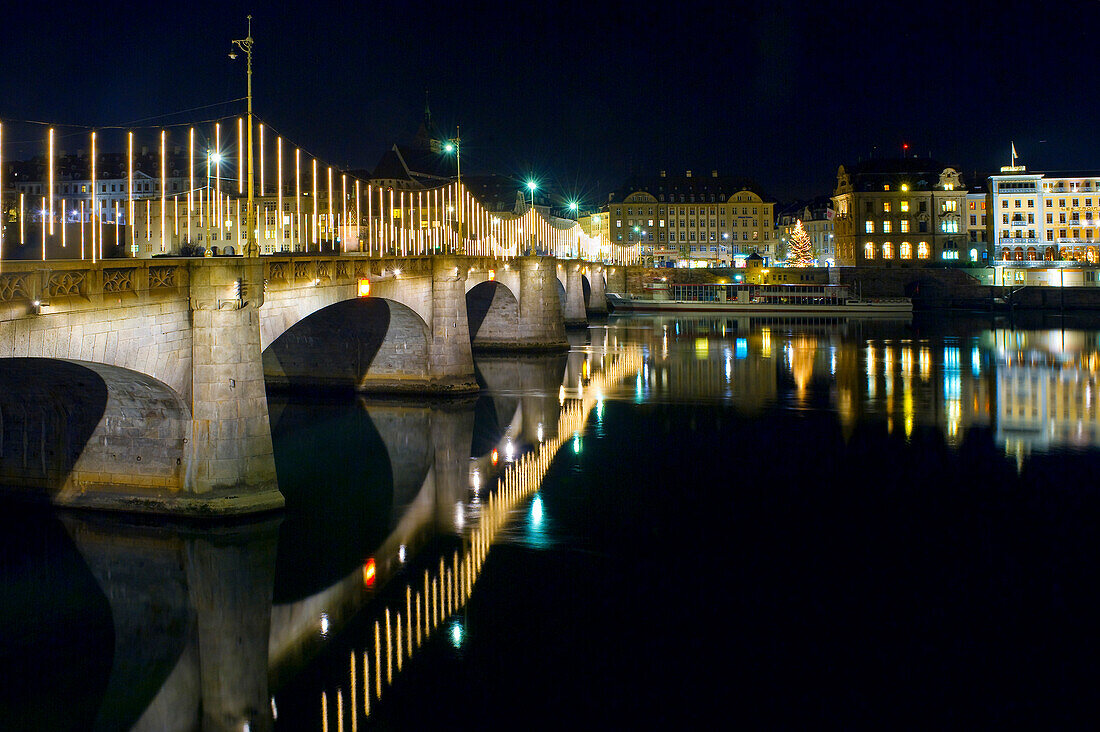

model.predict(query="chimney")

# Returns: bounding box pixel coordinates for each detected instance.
[685,170,692,178]
[711,170,718,178]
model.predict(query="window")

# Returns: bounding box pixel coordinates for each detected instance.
[1047,213,1053,224]
[900,241,912,259]
[865,201,873,213]
[1002,200,1009,208]
[1014,199,1021,208]
[943,200,958,213]
[864,241,875,259]
[883,221,892,233]
[917,241,929,259]
[919,202,927,213]
[970,215,977,226]
[1027,199,1034,207]
[900,220,909,233]
[919,221,928,232]
[883,201,892,213]
[882,241,894,258]
[900,200,909,212]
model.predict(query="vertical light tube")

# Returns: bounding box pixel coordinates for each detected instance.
[215,123,221,229]
[0,122,4,272]
[367,184,373,255]
[277,137,283,251]
[61,198,66,249]
[188,128,193,243]
[79,199,83,259]
[258,123,264,196]
[160,129,166,252]
[48,128,54,236]
[312,158,318,247]
[355,179,361,252]
[128,131,134,254]
[41,196,46,260]
[237,117,243,194]
[295,148,301,251]
[91,131,97,263]
[341,173,347,251]
[327,166,333,251]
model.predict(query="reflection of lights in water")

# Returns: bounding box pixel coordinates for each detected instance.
[972,346,981,376]
[537,423,544,442]
[559,384,565,406]
[736,338,747,359]
[398,544,407,563]
[596,399,604,422]
[270,698,277,721]
[830,347,837,375]
[505,440,514,461]
[760,328,772,358]
[450,620,464,648]
[531,495,544,526]
[455,502,465,530]
[363,558,376,586]
[471,469,480,492]
[491,449,498,465]
[725,353,732,382]
[573,433,582,454]
[320,613,330,637]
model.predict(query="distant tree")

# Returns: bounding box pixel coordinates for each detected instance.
[786,219,814,267]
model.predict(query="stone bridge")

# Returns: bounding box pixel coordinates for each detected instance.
[0,255,611,516]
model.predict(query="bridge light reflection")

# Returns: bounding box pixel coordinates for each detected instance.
[320,612,330,637]
[449,620,464,649]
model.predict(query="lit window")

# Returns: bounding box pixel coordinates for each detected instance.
[883,201,892,213]
[865,221,873,233]
[864,241,875,259]
[900,241,912,259]
[882,241,894,258]
[901,200,909,212]
[917,241,929,259]
[900,220,909,233]
[883,221,892,233]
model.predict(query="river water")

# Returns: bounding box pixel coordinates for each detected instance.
[2,312,1099,729]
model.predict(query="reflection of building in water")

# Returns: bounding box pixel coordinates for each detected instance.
[836,334,993,446]
[991,329,1100,458]
[632,316,778,410]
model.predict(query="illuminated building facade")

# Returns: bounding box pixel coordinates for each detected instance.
[605,171,777,267]
[989,169,1100,263]
[832,158,968,266]
[965,184,990,263]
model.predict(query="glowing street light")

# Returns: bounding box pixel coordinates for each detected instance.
[230,15,258,257]
[441,127,462,251]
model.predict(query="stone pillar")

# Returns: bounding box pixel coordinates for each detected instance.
[428,256,478,393]
[587,264,608,314]
[514,256,568,349]
[188,260,283,513]
[563,261,588,328]
[605,265,627,294]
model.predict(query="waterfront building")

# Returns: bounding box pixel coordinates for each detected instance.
[777,196,835,265]
[965,181,990,263]
[832,158,968,266]
[988,167,1100,263]
[605,170,776,267]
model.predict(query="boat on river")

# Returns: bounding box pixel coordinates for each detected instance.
[607,282,912,316]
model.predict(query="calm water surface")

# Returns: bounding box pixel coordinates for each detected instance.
[2,312,1099,729]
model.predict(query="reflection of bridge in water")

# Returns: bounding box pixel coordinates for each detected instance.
[2,345,641,730]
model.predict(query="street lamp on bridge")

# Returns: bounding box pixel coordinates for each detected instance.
[442,128,462,252]
[229,16,257,258]
[525,179,538,255]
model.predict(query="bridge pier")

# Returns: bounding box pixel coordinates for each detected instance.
[562,261,589,329]
[514,256,569,349]
[587,264,608,314]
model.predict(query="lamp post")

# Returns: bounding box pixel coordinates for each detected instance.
[230,16,257,257]
[526,179,537,255]
[443,128,462,252]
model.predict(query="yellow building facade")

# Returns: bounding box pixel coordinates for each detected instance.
[832,159,968,266]
[605,171,776,266]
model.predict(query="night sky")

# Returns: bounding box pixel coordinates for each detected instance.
[2,1,1096,204]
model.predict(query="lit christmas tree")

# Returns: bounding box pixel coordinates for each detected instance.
[786,219,814,267]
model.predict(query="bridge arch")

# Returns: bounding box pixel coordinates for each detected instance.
[466,280,520,349]
[0,358,190,506]
[262,297,432,392]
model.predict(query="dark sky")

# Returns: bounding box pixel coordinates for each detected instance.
[2,1,1097,204]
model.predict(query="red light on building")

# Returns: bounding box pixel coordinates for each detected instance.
[362,558,377,586]
[491,449,498,465]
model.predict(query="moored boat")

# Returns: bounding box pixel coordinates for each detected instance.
[607,282,912,316]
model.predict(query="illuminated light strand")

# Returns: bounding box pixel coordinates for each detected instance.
[237,117,243,194]
[316,349,644,716]
[160,130,166,252]
[47,128,54,236]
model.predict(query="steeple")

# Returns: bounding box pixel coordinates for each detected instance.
[412,89,436,151]
[424,89,431,128]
